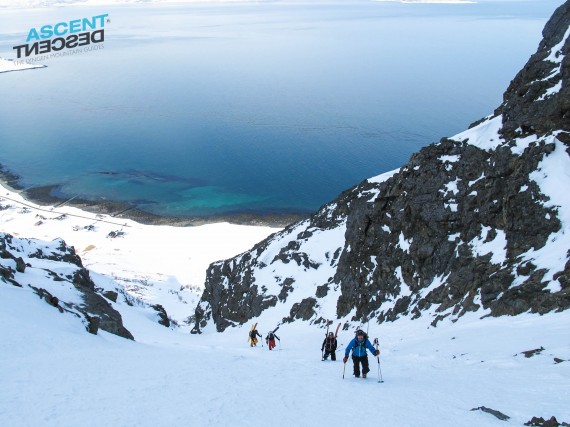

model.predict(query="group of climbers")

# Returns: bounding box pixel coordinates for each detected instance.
[249,323,380,379]
[248,324,280,350]
[321,327,379,378]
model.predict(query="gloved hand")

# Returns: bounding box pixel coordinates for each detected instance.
[374,350,380,356]
[343,356,348,363]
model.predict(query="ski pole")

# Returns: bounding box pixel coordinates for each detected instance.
[374,338,384,383]
[343,360,347,379]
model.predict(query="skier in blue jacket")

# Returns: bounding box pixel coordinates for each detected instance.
[343,329,379,378]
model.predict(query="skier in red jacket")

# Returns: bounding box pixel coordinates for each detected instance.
[265,331,280,350]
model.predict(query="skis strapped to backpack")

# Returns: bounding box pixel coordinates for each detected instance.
[248,323,259,346]
[322,322,341,361]
[268,326,280,343]
[324,321,340,338]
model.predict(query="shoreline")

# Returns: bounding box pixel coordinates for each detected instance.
[0,166,309,228]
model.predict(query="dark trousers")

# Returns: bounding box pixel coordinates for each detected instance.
[324,350,336,361]
[352,355,370,376]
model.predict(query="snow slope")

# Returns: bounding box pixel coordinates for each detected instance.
[1,282,569,426]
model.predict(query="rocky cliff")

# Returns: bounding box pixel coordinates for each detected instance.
[193,1,570,333]
[0,232,134,339]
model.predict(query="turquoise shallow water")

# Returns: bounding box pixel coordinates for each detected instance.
[0,1,560,218]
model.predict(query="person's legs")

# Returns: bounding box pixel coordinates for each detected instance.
[352,355,361,377]
[362,356,370,376]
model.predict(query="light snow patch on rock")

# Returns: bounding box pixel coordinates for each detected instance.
[395,266,412,297]
[439,155,460,163]
[367,169,399,185]
[538,81,562,101]
[510,134,539,156]
[536,25,570,99]
[469,226,507,265]
[468,173,485,187]
[398,232,411,253]
[445,202,458,212]
[451,115,504,151]
[522,137,570,288]
[443,178,461,197]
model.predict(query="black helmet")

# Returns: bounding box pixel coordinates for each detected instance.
[356,329,366,338]
[328,332,334,336]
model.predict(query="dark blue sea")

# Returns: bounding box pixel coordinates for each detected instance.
[0,0,561,218]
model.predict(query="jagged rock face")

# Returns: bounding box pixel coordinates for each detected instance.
[0,233,134,339]
[497,1,570,140]
[336,136,568,325]
[193,1,570,332]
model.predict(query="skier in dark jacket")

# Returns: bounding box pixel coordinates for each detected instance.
[343,330,379,378]
[321,332,338,361]
[266,331,280,350]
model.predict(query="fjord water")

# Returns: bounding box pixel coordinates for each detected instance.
[0,1,559,218]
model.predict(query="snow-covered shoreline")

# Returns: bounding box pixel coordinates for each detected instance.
[0,180,280,329]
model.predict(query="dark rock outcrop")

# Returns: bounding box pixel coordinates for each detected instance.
[497,1,570,140]
[103,290,118,302]
[152,304,171,327]
[193,2,570,332]
[525,416,570,427]
[0,232,133,340]
[471,406,510,421]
